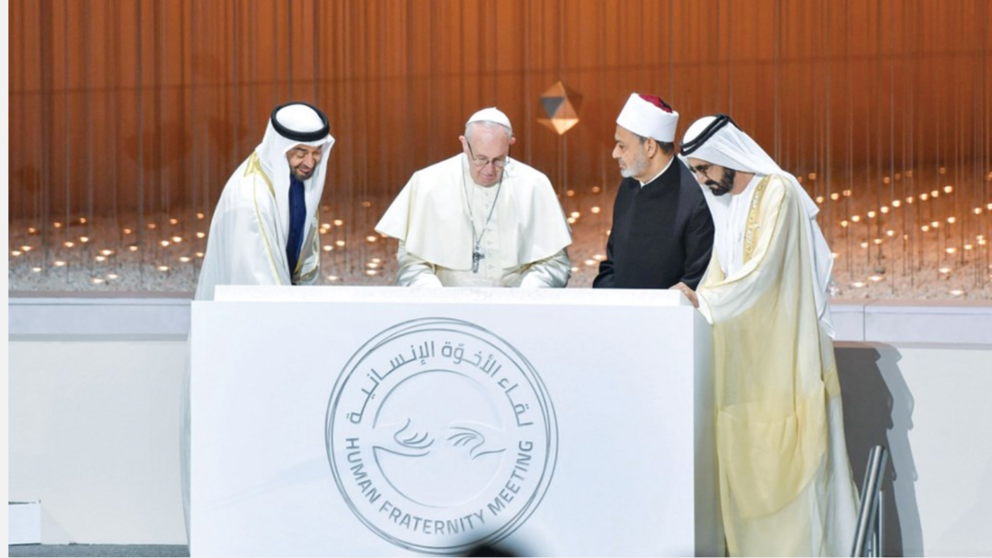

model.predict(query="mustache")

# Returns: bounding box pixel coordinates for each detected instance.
[705,176,733,196]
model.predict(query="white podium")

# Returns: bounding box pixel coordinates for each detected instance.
[191,286,721,556]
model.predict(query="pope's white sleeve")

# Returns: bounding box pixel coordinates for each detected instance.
[518,249,571,288]
[396,241,443,287]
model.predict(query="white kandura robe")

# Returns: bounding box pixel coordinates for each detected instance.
[182,124,333,543]
[376,154,572,287]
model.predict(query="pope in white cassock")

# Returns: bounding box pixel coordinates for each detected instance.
[375,107,572,287]
[678,115,859,557]
[182,102,335,541]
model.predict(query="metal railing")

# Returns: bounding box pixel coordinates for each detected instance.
[852,445,888,557]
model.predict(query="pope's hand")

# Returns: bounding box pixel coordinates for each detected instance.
[670,282,699,308]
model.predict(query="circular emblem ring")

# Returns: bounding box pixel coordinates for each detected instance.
[326,318,557,554]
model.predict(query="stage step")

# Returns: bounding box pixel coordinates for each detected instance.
[8,501,41,545]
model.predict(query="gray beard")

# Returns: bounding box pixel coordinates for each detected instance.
[620,153,649,179]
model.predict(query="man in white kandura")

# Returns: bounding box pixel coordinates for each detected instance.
[183,101,335,541]
[194,101,335,300]
[375,107,572,287]
[678,114,859,557]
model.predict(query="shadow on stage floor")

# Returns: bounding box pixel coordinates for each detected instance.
[836,343,923,557]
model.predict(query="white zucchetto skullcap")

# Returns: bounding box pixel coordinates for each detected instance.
[616,93,679,142]
[466,107,513,134]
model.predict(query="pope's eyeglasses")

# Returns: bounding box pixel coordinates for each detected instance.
[466,141,509,169]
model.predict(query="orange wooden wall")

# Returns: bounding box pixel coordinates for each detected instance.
[9,0,991,220]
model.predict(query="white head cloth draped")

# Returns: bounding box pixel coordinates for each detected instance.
[681,115,835,337]
[258,103,336,234]
[615,93,679,142]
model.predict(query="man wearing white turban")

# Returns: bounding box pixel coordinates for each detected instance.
[593,93,714,290]
[679,114,858,557]
[375,107,572,287]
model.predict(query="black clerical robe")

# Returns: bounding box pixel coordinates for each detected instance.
[593,158,714,289]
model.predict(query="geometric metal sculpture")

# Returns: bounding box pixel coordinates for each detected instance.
[538,80,582,135]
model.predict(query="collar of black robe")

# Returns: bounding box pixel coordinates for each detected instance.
[628,156,682,199]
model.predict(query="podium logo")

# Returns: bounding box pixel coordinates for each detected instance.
[326,318,558,554]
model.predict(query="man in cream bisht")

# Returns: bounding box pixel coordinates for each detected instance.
[375,107,572,287]
[182,101,335,539]
[678,115,858,556]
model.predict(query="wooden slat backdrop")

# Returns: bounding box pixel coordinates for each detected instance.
[8,0,991,225]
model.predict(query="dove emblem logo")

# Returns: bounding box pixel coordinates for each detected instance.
[326,318,558,554]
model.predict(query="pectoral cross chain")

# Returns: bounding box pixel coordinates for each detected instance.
[472,246,485,273]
